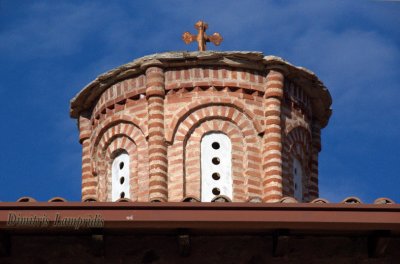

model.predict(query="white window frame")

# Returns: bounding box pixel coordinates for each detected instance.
[111,152,130,201]
[200,133,233,202]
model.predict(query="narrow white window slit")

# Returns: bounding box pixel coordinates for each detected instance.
[293,158,303,202]
[201,133,233,202]
[112,152,130,201]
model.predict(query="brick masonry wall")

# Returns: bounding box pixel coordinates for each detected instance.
[281,79,319,201]
[79,65,320,202]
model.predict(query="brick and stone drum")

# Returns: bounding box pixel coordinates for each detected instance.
[70,51,332,203]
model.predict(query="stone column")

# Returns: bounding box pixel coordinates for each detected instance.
[309,120,321,200]
[146,66,168,202]
[79,114,96,201]
[262,69,284,202]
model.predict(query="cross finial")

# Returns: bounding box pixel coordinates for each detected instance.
[182,20,223,51]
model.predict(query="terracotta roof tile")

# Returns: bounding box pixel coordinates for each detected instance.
[341,196,363,204]
[48,197,67,202]
[12,195,397,204]
[83,197,98,202]
[279,197,298,203]
[374,197,395,204]
[211,195,232,203]
[310,198,329,204]
[181,196,200,202]
[16,196,36,202]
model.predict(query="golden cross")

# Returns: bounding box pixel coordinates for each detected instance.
[182,20,223,51]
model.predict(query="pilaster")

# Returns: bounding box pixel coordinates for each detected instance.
[146,66,168,202]
[262,70,284,202]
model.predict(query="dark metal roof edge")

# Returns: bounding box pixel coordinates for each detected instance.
[1,202,400,212]
[1,202,399,234]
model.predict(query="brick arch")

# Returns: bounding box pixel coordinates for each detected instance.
[93,122,149,201]
[169,104,262,144]
[285,126,311,157]
[282,126,312,201]
[91,121,146,171]
[166,98,263,143]
[99,136,138,202]
[168,105,262,202]
[92,114,147,147]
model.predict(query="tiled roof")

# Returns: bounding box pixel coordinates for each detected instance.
[10,195,396,204]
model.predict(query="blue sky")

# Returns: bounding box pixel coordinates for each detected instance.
[0,0,399,202]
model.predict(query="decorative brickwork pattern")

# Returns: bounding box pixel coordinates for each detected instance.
[80,115,94,201]
[93,75,146,118]
[310,121,321,200]
[146,67,168,202]
[92,121,148,201]
[71,52,332,203]
[165,96,263,143]
[284,79,312,118]
[282,105,311,134]
[168,105,262,202]
[262,70,284,202]
[165,67,265,92]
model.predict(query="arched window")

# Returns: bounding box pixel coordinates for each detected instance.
[111,152,130,201]
[293,157,303,202]
[200,133,232,202]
